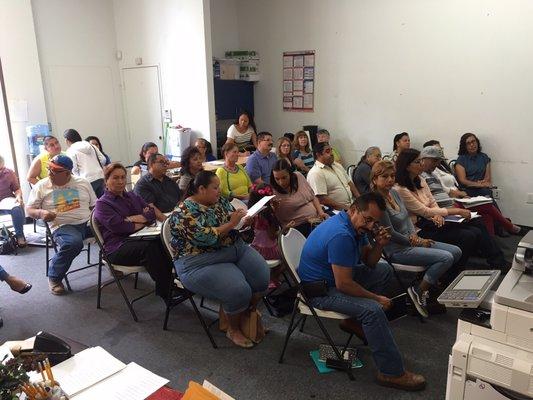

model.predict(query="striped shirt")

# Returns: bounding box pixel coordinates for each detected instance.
[421,171,454,208]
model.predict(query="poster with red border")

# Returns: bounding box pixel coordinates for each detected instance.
[283,50,315,112]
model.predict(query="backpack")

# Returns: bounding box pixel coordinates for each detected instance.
[0,225,18,255]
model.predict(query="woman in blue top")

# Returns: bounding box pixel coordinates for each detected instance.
[371,160,462,318]
[455,133,493,197]
[292,130,314,175]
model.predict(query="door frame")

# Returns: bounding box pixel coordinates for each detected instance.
[120,64,165,159]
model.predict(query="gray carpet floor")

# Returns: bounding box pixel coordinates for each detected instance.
[0,226,524,400]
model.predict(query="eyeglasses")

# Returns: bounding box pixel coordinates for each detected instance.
[48,168,69,175]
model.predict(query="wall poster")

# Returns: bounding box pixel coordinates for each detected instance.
[283,50,315,112]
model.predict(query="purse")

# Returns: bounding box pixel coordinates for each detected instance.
[301,280,329,298]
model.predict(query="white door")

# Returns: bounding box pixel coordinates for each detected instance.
[122,66,163,163]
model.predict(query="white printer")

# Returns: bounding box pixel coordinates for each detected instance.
[446,230,533,400]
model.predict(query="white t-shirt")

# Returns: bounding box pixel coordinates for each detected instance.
[27,176,96,231]
[66,140,106,183]
[433,167,459,194]
[227,125,255,149]
[307,160,354,209]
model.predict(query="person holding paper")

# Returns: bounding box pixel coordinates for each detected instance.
[0,155,27,247]
[169,171,269,349]
[394,149,507,269]
[26,155,96,295]
[421,142,521,237]
[94,163,173,301]
[307,142,360,211]
[27,135,63,184]
[371,160,461,317]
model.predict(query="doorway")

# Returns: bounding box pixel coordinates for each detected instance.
[122,66,164,164]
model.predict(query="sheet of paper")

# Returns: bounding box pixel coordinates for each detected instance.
[235,195,275,229]
[283,55,293,68]
[202,380,235,400]
[48,346,126,397]
[454,196,492,203]
[73,362,168,400]
[0,197,19,210]
[128,220,163,238]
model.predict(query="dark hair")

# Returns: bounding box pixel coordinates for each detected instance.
[393,132,409,151]
[147,153,164,167]
[395,148,421,191]
[139,142,158,162]
[423,139,440,147]
[270,159,299,194]
[248,183,280,230]
[458,133,481,155]
[86,135,109,159]
[180,146,202,175]
[221,142,238,158]
[257,131,272,142]
[190,170,217,194]
[293,130,310,152]
[283,132,295,142]
[313,141,330,158]
[196,138,214,157]
[104,162,127,181]
[234,110,257,133]
[63,129,82,143]
[352,192,386,212]
[357,146,381,166]
[317,129,330,137]
[43,135,58,146]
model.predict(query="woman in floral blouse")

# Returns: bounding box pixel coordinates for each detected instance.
[169,170,269,348]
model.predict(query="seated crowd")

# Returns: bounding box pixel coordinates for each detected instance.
[2,123,525,393]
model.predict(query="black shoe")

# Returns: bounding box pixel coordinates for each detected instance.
[407,286,429,318]
[0,317,3,328]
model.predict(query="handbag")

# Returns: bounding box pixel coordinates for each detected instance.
[219,307,265,343]
[0,225,17,255]
[301,280,329,298]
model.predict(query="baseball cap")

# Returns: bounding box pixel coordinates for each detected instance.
[420,146,444,160]
[49,154,73,171]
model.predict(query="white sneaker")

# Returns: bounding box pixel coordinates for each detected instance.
[407,286,428,318]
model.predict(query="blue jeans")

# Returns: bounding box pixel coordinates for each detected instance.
[49,223,92,281]
[0,204,25,237]
[308,262,405,376]
[0,265,8,281]
[174,240,270,314]
[387,242,462,285]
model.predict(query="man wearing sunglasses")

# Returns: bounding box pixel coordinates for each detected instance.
[134,153,181,215]
[26,155,96,295]
[298,192,426,391]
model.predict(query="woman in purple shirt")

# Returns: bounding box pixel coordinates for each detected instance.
[93,163,173,301]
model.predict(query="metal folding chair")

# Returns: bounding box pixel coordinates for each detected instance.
[277,228,356,380]
[160,218,217,348]
[90,212,154,322]
[44,221,101,291]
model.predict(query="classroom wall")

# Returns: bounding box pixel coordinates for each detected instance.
[210,0,240,59]
[112,0,216,146]
[31,0,128,163]
[227,0,533,225]
[0,0,48,194]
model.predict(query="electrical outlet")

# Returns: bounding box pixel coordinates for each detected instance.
[493,189,501,199]
[527,193,533,204]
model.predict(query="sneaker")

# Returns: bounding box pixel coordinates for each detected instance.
[407,286,428,318]
[376,370,426,391]
[48,279,65,295]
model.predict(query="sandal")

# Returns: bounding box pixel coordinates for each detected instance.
[226,331,254,349]
[16,283,32,294]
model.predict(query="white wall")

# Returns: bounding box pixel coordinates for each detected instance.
[0,0,48,194]
[112,0,216,147]
[229,0,533,225]
[210,0,240,59]
[31,0,128,163]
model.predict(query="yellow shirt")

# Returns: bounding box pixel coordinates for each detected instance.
[38,152,52,180]
[216,165,252,198]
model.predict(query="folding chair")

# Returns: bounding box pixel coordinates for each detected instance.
[346,164,356,182]
[44,221,101,291]
[278,228,356,380]
[160,217,217,348]
[90,212,154,322]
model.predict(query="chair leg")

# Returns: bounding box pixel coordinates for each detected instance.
[112,270,139,322]
[189,297,218,349]
[97,260,103,309]
[299,315,307,333]
[134,272,139,289]
[279,299,300,363]
[163,303,172,331]
[64,275,72,291]
[45,235,50,277]
[87,243,91,264]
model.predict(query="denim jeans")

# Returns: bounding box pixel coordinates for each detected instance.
[49,223,92,281]
[0,265,8,281]
[90,179,105,198]
[174,240,270,314]
[388,241,462,285]
[0,205,25,237]
[308,261,405,376]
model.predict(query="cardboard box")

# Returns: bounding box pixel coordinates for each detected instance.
[215,59,240,80]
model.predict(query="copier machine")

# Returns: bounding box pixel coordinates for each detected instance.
[445,230,533,400]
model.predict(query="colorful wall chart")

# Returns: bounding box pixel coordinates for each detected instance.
[283,50,315,112]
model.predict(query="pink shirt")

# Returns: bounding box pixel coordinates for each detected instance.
[273,172,319,228]
[394,179,449,223]
[0,167,20,201]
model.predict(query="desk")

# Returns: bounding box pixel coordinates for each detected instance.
[202,156,248,171]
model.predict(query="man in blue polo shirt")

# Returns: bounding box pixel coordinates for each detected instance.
[298,192,426,391]
[245,131,277,184]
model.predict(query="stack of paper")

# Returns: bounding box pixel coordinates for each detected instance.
[454,196,493,208]
[234,195,275,229]
[128,220,163,238]
[444,211,481,223]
